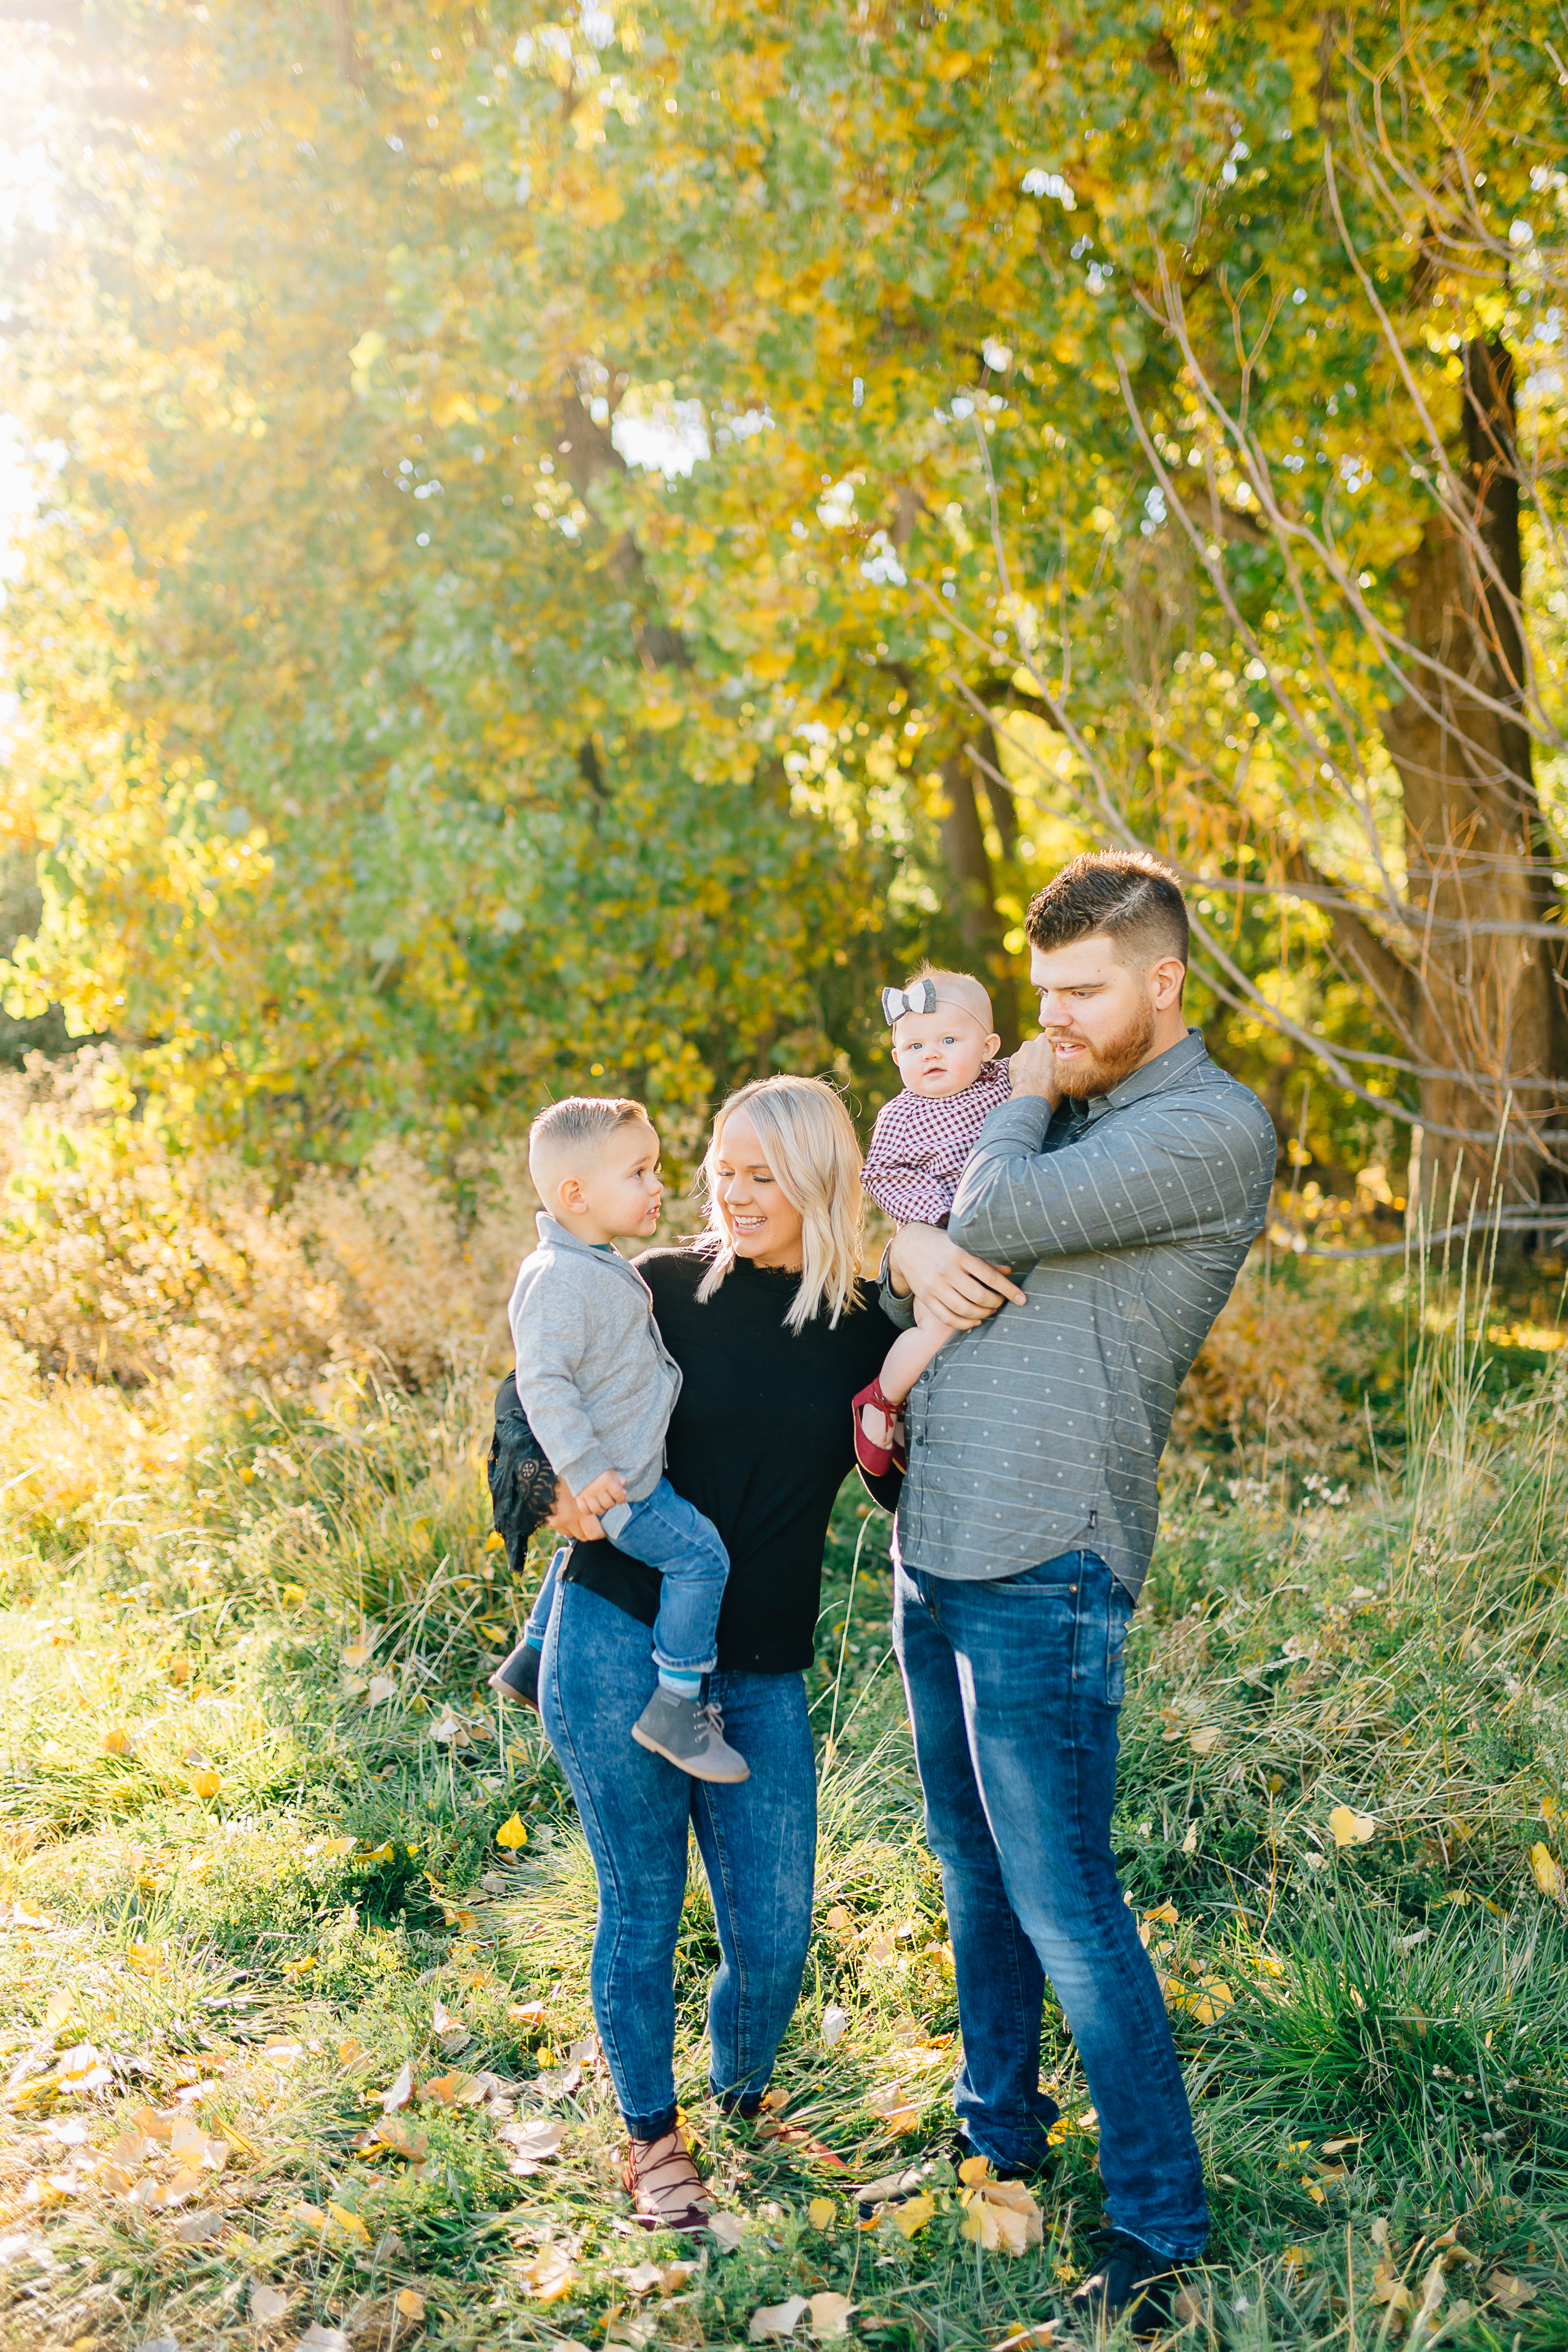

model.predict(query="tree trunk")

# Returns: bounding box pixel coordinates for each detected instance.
[937,748,1022,1048]
[1381,337,1567,1228]
[326,0,359,83]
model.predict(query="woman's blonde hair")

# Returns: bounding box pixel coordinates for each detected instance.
[696,1075,865,1332]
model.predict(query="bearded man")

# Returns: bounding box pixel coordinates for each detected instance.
[880,848,1276,2337]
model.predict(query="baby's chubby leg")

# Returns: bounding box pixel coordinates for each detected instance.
[855,1311,957,1465]
[880,1310,956,1409]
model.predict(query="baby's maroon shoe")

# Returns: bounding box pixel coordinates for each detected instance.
[852,1378,908,1476]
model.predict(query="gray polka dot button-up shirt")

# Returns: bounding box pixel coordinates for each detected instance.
[880,1027,1277,1601]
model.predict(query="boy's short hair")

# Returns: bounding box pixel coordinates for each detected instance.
[528,1095,653,1191]
[1024,850,1189,970]
[902,965,996,1032]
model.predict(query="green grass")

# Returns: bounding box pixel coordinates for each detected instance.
[2,1318,1567,2352]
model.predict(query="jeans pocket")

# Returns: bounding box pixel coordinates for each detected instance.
[1104,1576,1134,1706]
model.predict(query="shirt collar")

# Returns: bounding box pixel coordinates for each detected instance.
[1078,1025,1210,1125]
[536,1210,624,1258]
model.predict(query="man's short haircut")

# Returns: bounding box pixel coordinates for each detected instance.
[528,1095,653,1191]
[902,965,996,1032]
[1024,850,1189,970]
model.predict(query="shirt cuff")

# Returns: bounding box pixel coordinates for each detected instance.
[877,1240,917,1330]
[551,1443,613,1498]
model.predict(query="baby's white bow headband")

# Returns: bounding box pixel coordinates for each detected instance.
[881,979,938,1026]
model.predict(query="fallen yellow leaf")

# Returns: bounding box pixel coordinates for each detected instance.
[125,1941,165,1977]
[1328,1805,1375,1847]
[891,2193,935,2238]
[808,2196,836,2230]
[101,1725,132,1753]
[1187,1976,1235,2025]
[1188,1726,1222,1756]
[1529,1842,1565,1903]
[808,2293,857,2338]
[419,2068,481,2106]
[496,1812,529,1851]
[1371,2260,1413,2316]
[750,2297,809,2341]
[189,1767,222,1801]
[327,2200,371,2244]
[960,2177,1043,2256]
[379,2060,414,2113]
[396,2288,426,2320]
[524,2244,577,2303]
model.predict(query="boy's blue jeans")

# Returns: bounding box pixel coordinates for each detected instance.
[892,1548,1208,2261]
[522,1476,729,1679]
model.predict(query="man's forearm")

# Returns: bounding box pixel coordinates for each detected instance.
[882,1222,1025,1328]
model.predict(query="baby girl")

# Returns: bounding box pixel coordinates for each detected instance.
[853,967,1011,1474]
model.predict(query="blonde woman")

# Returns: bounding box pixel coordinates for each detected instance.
[536,1076,900,2232]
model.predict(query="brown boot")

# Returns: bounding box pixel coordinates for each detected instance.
[622,2128,713,2234]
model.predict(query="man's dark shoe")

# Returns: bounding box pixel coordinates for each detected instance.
[1070,2229,1182,2340]
[489,1638,541,1713]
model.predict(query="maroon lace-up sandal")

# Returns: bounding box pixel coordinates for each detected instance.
[623,2128,713,2234]
[851,1378,908,1477]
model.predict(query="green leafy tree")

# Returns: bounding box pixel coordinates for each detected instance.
[4,0,1566,1230]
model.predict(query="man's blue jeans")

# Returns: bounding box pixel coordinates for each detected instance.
[540,1579,815,2139]
[523,1478,729,1681]
[892,1549,1208,2261]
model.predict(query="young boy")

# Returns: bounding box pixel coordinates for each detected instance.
[490,1095,748,1784]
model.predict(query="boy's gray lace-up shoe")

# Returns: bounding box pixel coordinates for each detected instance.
[631,1690,750,1782]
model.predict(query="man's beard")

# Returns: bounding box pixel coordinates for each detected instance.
[1048,996,1158,1099]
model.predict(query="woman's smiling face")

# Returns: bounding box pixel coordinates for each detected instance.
[712,1110,805,1271]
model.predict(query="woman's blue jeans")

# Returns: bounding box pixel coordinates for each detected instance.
[892,1550,1208,2260]
[540,1579,816,2140]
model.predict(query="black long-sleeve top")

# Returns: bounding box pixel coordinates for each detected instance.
[560,1244,899,1673]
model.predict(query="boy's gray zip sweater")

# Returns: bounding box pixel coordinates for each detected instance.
[507,1212,681,1502]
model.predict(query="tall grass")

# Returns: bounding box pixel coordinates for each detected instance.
[0,1215,1564,2348]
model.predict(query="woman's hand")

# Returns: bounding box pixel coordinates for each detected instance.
[887,1224,1027,1328]
[543,1476,606,1544]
